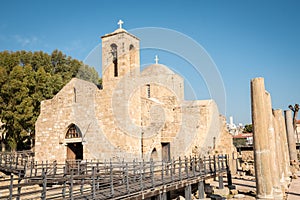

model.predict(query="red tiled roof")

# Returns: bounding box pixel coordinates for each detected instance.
[233,133,253,139]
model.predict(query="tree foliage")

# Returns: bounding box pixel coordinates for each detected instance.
[243,124,253,133]
[233,138,247,147]
[0,50,101,151]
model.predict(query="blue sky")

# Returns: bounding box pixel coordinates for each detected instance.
[0,0,300,124]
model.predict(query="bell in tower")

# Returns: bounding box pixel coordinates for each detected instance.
[101,20,140,88]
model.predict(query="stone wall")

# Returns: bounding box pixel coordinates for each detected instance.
[35,27,226,164]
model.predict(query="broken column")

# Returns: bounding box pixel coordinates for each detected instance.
[274,110,291,186]
[251,77,274,199]
[284,110,298,163]
[273,111,287,196]
[265,92,283,199]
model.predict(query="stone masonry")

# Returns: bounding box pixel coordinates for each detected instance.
[35,25,232,164]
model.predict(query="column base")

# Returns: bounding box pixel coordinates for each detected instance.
[273,187,284,200]
[256,194,274,200]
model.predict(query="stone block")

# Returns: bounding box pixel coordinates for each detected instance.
[233,194,245,199]
[230,189,238,195]
[213,187,229,197]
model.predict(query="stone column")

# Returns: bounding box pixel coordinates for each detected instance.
[273,113,286,195]
[251,77,274,199]
[284,110,298,163]
[274,110,291,188]
[265,92,283,199]
[279,110,291,178]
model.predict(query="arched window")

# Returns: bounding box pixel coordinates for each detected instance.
[65,124,82,139]
[129,44,134,51]
[111,43,118,77]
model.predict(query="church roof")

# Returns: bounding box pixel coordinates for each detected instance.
[101,28,139,40]
[141,64,175,76]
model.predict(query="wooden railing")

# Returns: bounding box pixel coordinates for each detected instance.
[0,154,229,200]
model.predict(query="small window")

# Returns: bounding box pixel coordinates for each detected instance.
[146,84,150,98]
[73,87,76,103]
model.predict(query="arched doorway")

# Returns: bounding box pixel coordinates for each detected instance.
[150,148,158,161]
[67,143,83,160]
[65,124,83,160]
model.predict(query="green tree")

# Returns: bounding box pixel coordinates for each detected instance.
[0,50,100,151]
[243,124,253,133]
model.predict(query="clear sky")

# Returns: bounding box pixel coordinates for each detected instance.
[0,0,299,125]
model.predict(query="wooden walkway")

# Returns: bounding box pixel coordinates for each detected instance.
[0,152,229,199]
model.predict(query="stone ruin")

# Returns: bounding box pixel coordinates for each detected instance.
[251,77,299,199]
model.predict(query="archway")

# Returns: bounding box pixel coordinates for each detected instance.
[150,148,158,161]
[65,124,83,161]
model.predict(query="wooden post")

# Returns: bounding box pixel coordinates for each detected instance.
[41,168,47,200]
[92,166,96,199]
[218,174,224,189]
[192,157,196,177]
[110,161,114,197]
[170,159,174,182]
[10,154,13,170]
[203,156,207,175]
[125,163,129,194]
[150,159,154,188]
[214,155,217,175]
[226,155,233,187]
[185,184,192,200]
[23,158,28,176]
[34,161,38,176]
[80,178,84,195]
[139,161,144,191]
[185,156,189,178]
[161,161,164,184]
[198,181,205,199]
[179,157,182,180]
[53,160,57,177]
[209,155,212,174]
[16,171,22,200]
[217,155,221,172]
[9,173,13,200]
[221,154,225,170]
[15,154,19,169]
[69,170,74,200]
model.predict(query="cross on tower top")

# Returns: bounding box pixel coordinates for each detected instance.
[155,55,159,64]
[117,20,124,29]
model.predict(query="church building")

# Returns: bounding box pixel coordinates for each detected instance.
[34,22,229,163]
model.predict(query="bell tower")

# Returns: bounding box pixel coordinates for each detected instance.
[101,20,140,88]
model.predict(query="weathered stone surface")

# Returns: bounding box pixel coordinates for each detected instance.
[251,77,274,199]
[230,189,238,195]
[213,187,229,196]
[35,26,230,164]
[234,194,245,199]
[251,77,292,199]
[284,110,298,163]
